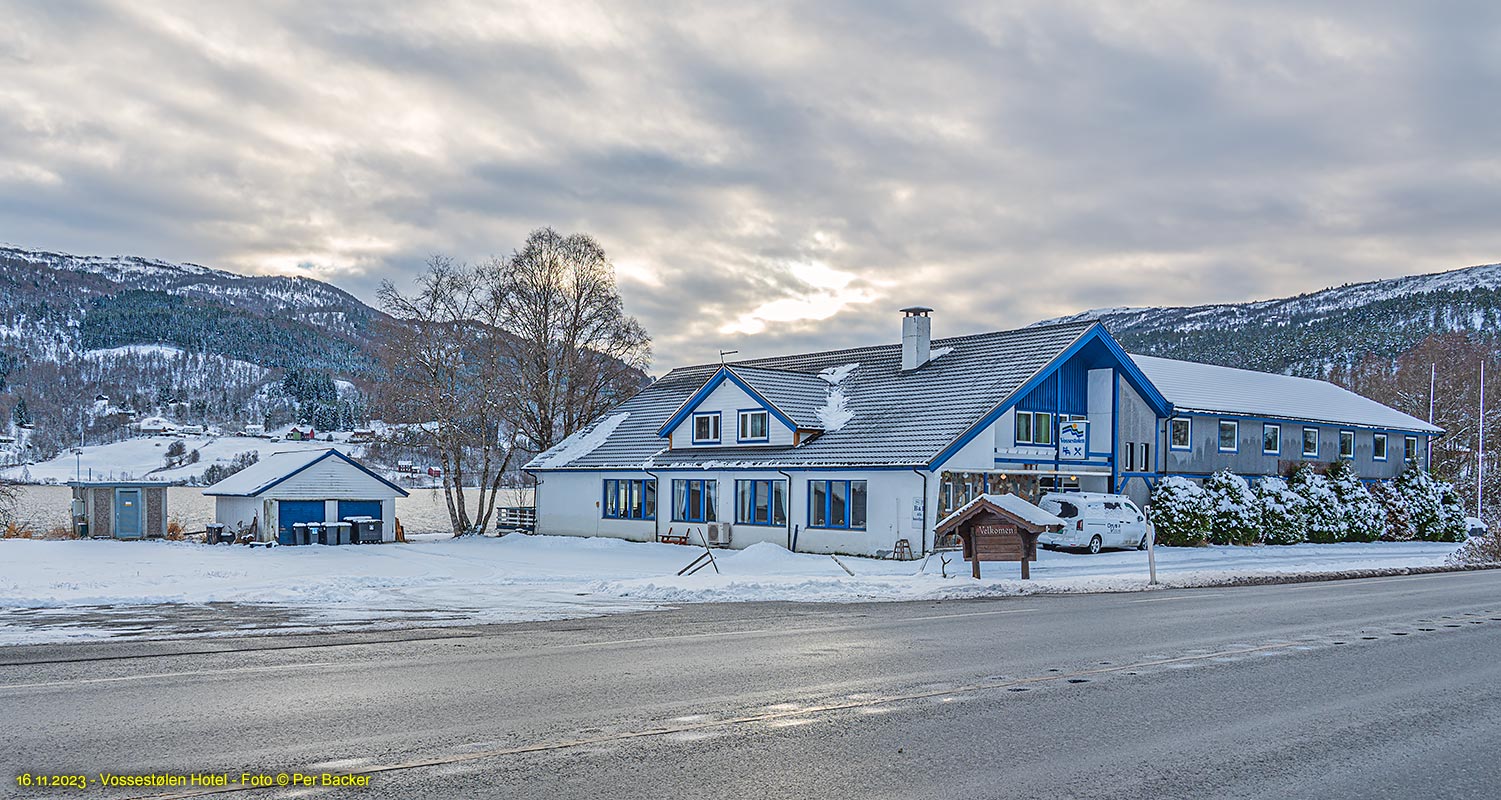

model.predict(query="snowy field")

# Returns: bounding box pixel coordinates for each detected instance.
[0,535,1470,645]
[0,434,359,485]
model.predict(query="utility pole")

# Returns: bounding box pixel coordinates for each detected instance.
[1479,359,1486,519]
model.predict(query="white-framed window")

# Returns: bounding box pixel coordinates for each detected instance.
[1218,420,1238,453]
[1404,435,1419,461]
[1169,418,1191,450]
[1141,443,1150,471]
[737,409,769,443]
[1263,423,1280,455]
[692,412,721,444]
[1124,442,1136,472]
[1302,427,1319,458]
[1373,433,1388,461]
[1339,430,1355,460]
[1015,411,1034,444]
[1033,412,1054,446]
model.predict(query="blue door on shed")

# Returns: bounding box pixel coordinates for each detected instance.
[278,501,325,545]
[337,500,381,522]
[114,489,143,539]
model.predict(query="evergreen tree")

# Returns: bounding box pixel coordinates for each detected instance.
[1205,470,1259,545]
[1290,464,1344,543]
[1326,460,1384,542]
[1254,476,1307,545]
[11,397,30,427]
[1147,477,1211,547]
[1370,481,1416,541]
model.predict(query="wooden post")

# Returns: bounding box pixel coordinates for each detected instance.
[972,551,982,579]
[1020,555,1030,580]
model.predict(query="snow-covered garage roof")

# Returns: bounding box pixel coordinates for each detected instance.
[202,448,409,498]
[1130,354,1443,434]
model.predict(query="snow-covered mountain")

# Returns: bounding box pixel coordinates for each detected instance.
[1033,261,1501,376]
[0,245,389,458]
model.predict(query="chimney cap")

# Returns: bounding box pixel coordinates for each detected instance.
[900,306,933,316]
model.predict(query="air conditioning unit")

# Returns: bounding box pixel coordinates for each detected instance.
[706,522,732,547]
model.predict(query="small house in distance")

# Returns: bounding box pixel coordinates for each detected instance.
[69,481,169,539]
[203,449,407,544]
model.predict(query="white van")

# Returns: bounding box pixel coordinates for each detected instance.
[1037,492,1151,554]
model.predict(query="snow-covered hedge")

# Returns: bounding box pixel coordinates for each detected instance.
[1148,465,1467,547]
[1146,476,1211,547]
[1205,470,1258,546]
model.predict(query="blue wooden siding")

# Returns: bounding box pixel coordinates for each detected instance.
[1016,354,1088,415]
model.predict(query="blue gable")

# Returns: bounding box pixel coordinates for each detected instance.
[929,324,1172,469]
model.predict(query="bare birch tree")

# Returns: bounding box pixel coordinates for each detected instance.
[490,227,651,453]
[377,256,517,537]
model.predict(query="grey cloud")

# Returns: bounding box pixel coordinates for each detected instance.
[2,0,1499,370]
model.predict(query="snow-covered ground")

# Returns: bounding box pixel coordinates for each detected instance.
[0,433,358,484]
[0,535,1470,645]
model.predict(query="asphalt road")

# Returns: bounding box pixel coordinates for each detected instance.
[6,570,1501,800]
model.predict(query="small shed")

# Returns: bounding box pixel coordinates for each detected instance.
[68,481,169,539]
[934,494,1065,579]
[202,449,408,545]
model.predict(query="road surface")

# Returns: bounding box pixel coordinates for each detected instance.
[7,569,1501,799]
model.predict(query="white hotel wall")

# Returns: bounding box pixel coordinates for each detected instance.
[665,380,796,448]
[535,468,937,557]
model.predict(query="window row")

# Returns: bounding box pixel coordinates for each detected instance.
[1015,412,1088,446]
[603,478,866,529]
[1169,418,1417,461]
[691,409,771,444]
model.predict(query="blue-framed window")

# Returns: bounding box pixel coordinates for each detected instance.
[1373,433,1388,461]
[808,479,867,530]
[1218,419,1238,453]
[737,409,769,443]
[671,479,718,522]
[1302,426,1320,458]
[735,479,787,526]
[1169,418,1191,450]
[1339,430,1355,460]
[692,412,721,444]
[1262,423,1280,455]
[603,479,656,520]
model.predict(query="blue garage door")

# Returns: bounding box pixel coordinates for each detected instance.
[338,500,382,522]
[278,501,326,545]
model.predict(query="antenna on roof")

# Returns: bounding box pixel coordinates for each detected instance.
[719,350,739,363]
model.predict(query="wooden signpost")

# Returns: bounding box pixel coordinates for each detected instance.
[934,496,1062,580]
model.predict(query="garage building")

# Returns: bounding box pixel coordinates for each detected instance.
[203,449,407,544]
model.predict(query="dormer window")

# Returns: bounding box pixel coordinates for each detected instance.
[738,409,769,443]
[692,412,721,444]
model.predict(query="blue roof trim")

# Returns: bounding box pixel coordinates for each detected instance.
[655,366,803,438]
[928,324,1171,470]
[208,449,410,498]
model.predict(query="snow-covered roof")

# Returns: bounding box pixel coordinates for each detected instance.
[202,448,407,497]
[936,493,1067,531]
[526,321,1103,470]
[1131,354,1442,434]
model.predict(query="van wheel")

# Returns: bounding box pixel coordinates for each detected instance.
[1088,535,1102,555]
[1137,536,1149,551]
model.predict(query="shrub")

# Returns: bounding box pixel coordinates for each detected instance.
[1290,464,1344,543]
[1326,460,1383,543]
[1448,533,1501,566]
[1254,476,1307,545]
[1148,476,1211,547]
[1205,471,1259,545]
[1396,468,1468,542]
[1370,481,1416,541]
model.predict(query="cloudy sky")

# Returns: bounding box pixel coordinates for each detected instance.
[3,1,1500,368]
